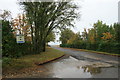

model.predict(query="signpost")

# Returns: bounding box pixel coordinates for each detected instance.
[16,34,25,43]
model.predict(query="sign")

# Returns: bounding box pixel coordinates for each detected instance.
[16,34,25,43]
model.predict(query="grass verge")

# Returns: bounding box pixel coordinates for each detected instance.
[3,47,65,75]
[62,47,120,56]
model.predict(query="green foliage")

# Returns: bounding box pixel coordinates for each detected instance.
[2,57,13,67]
[98,42,120,54]
[20,2,79,53]
[113,23,120,43]
[2,20,15,57]
[93,20,109,42]
[46,31,55,43]
[2,20,32,58]
[60,28,75,44]
[86,42,99,51]
[60,21,120,54]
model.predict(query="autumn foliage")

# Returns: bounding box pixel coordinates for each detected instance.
[12,14,31,42]
[101,32,112,41]
[60,21,120,54]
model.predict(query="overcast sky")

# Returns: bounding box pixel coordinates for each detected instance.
[0,0,119,45]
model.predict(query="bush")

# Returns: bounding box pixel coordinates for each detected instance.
[97,42,120,54]
[2,20,32,58]
[2,39,32,58]
[97,42,108,52]
[60,41,87,49]
[60,42,120,54]
[77,42,86,49]
[2,57,14,68]
[108,43,120,54]
[86,43,99,51]
[2,57,12,64]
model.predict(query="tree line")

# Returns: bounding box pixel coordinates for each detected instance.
[1,1,79,58]
[60,20,120,54]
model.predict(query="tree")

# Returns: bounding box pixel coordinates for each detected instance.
[87,28,96,43]
[60,28,75,44]
[93,20,109,42]
[81,28,88,42]
[60,20,120,54]
[1,10,33,58]
[2,20,16,57]
[113,23,120,43]
[67,32,82,44]
[12,14,31,41]
[0,10,14,57]
[46,31,55,44]
[0,10,11,20]
[101,32,113,42]
[20,2,79,53]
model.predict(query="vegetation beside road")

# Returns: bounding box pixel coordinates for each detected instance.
[61,47,120,56]
[3,47,65,76]
[60,21,120,55]
[1,2,77,77]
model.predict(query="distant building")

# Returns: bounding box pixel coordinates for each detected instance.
[118,1,120,23]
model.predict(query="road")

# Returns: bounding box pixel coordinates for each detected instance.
[49,46,119,78]
[51,46,119,66]
[4,46,119,78]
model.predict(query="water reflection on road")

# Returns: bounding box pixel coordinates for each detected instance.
[42,56,118,78]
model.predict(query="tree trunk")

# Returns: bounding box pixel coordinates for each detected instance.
[30,25,35,53]
[42,41,46,52]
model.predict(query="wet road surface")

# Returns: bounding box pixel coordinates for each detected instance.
[20,56,118,78]
[6,46,119,78]
[44,56,118,78]
[51,46,119,66]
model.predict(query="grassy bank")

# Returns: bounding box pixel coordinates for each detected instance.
[3,47,65,76]
[61,47,120,56]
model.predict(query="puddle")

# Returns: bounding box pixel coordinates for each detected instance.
[43,56,118,78]
[11,56,118,78]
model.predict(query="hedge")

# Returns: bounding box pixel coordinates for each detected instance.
[60,42,120,54]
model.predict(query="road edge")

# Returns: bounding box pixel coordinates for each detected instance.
[60,47,120,57]
[35,54,65,65]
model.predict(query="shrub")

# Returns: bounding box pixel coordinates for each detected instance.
[60,42,120,54]
[2,57,13,68]
[97,42,120,54]
[110,43,120,54]
[86,43,99,51]
[2,20,32,58]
